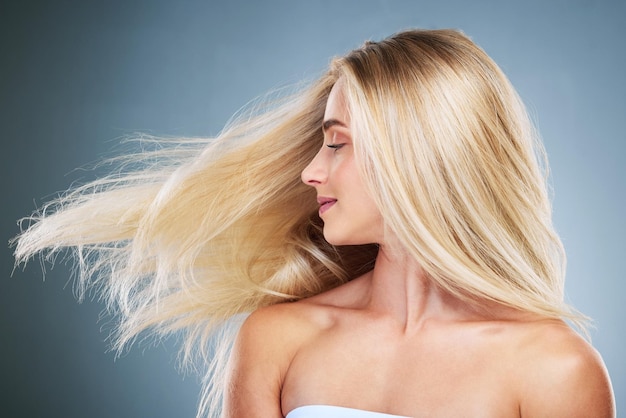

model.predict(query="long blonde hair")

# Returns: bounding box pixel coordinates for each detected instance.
[13,29,584,416]
[342,30,580,320]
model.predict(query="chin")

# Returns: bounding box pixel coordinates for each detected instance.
[322,229,349,246]
[323,229,375,247]
[322,234,344,246]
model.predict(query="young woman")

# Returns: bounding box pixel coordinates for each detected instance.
[14,29,614,417]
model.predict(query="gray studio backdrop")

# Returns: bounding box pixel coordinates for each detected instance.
[2,1,624,417]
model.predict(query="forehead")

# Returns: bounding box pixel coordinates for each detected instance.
[324,79,350,125]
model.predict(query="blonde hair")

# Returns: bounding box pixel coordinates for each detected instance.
[342,30,580,320]
[12,29,584,416]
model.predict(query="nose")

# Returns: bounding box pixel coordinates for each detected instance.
[301,148,327,186]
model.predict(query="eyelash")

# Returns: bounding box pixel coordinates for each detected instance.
[326,143,345,150]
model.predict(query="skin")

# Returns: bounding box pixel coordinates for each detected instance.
[223,81,615,418]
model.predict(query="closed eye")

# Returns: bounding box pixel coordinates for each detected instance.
[326,143,345,150]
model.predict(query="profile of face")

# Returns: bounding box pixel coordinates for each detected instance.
[301,80,384,246]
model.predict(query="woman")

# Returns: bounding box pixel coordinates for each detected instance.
[14,30,614,417]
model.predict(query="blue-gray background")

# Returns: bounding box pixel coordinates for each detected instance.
[1,1,623,416]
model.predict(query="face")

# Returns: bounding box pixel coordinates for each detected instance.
[301,80,384,246]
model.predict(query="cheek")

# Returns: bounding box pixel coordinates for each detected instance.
[343,165,373,205]
[344,171,382,220]
[333,154,360,185]
[333,154,379,214]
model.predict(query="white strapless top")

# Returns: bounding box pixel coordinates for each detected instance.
[286,405,410,417]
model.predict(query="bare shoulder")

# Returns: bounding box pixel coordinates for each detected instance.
[516,320,615,418]
[234,275,369,359]
[237,299,332,350]
[223,299,338,417]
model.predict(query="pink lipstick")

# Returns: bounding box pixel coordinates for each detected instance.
[317,196,337,216]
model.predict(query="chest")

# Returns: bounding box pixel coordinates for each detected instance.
[281,323,521,417]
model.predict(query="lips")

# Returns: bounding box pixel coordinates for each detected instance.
[317,196,337,216]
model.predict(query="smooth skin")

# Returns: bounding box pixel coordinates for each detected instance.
[223,81,615,418]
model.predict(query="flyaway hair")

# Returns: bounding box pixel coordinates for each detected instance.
[12,70,379,415]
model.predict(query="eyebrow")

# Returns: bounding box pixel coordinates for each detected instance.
[322,119,347,132]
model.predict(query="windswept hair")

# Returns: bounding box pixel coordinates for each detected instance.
[12,29,585,417]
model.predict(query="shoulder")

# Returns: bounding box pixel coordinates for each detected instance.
[236,300,331,353]
[515,320,615,417]
[229,300,329,375]
[228,278,369,383]
[223,276,372,416]
[236,274,371,355]
[223,299,336,417]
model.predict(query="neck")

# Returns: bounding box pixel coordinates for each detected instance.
[364,244,468,331]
